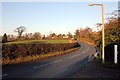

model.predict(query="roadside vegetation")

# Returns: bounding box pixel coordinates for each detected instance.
[2,40,80,65]
[3,47,79,65]
[73,10,120,63]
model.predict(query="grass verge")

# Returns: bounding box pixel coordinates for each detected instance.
[4,40,72,44]
[2,47,80,65]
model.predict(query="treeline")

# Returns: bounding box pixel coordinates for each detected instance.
[74,27,95,45]
[2,27,73,43]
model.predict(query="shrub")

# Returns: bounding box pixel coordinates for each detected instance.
[2,33,8,43]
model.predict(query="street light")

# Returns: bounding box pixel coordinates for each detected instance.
[89,3,105,63]
[89,4,94,6]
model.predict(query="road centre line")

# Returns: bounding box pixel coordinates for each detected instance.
[82,48,89,54]
[34,47,90,69]
[69,54,81,59]
[87,48,90,51]
[33,60,63,69]
[82,51,86,54]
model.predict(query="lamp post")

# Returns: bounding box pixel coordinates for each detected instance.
[89,4,105,63]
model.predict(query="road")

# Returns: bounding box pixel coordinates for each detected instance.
[2,41,96,78]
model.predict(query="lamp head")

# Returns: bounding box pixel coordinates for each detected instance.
[89,4,94,6]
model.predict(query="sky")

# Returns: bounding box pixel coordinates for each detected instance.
[1,1,118,36]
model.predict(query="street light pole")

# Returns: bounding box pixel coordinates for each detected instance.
[89,4,105,63]
[102,5,105,63]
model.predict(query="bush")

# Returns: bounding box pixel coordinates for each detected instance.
[2,42,80,60]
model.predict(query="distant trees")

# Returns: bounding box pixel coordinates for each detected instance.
[80,27,94,43]
[74,27,95,43]
[13,32,42,40]
[7,35,16,42]
[4,26,75,41]
[47,33,71,39]
[14,26,26,39]
[57,34,62,39]
[51,33,56,38]
[25,33,33,40]
[24,33,30,40]
[33,32,41,40]
[67,32,73,38]
[74,29,79,40]
[2,33,8,43]
[42,35,46,39]
[73,27,95,44]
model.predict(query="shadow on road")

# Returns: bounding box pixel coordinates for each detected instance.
[55,56,90,78]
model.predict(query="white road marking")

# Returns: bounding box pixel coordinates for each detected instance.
[33,63,49,68]
[69,54,81,58]
[33,60,63,69]
[2,74,8,77]
[53,60,62,63]
[82,48,89,54]
[86,48,89,51]
[82,51,86,54]
[49,60,62,64]
[34,47,90,69]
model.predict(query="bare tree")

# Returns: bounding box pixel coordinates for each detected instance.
[14,26,26,39]
[33,32,41,40]
[67,32,73,38]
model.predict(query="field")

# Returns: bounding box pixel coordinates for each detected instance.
[4,39,72,44]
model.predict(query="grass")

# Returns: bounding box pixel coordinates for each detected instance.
[4,39,72,44]
[2,47,80,65]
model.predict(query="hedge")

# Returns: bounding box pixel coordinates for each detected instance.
[2,42,80,60]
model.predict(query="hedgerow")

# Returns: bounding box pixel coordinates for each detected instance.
[2,42,80,60]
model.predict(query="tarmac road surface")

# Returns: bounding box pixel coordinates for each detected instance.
[2,41,96,78]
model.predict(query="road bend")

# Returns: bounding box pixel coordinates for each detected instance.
[2,41,96,78]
